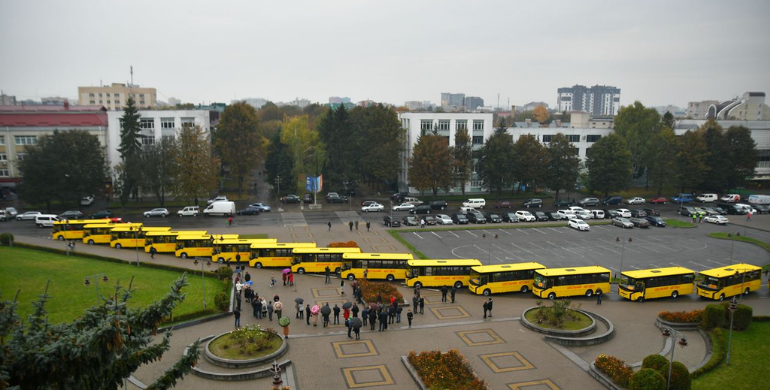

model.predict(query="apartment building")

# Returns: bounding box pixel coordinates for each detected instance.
[557,85,621,116]
[78,83,157,111]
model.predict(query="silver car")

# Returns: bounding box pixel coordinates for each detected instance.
[144,208,169,218]
[612,217,634,228]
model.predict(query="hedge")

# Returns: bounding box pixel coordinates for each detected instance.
[0,233,14,245]
[642,354,669,371]
[701,304,726,330]
[629,368,666,390]
[692,328,726,378]
[657,310,703,323]
[721,302,753,331]
[658,361,691,390]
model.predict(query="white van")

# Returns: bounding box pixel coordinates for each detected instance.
[177,206,200,217]
[203,201,235,216]
[591,210,606,219]
[747,195,770,205]
[735,203,754,213]
[35,214,58,228]
[403,197,422,205]
[720,194,741,203]
[462,198,486,209]
[696,193,718,203]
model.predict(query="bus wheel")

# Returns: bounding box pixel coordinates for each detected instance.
[548,292,556,300]
[181,253,188,259]
[116,244,122,249]
[744,288,750,295]
[218,257,225,264]
[347,274,355,281]
[297,268,305,274]
[454,281,463,289]
[719,294,725,301]
[57,236,64,241]
[636,296,643,302]
[335,267,341,274]
[671,291,679,298]
[520,286,529,293]
[88,240,94,245]
[414,282,422,289]
[386,274,395,282]
[255,263,263,269]
[585,289,593,297]
[483,289,491,296]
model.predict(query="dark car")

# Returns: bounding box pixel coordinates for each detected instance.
[402,216,419,226]
[484,212,502,223]
[90,210,113,219]
[522,198,543,208]
[327,194,348,203]
[578,197,600,207]
[391,192,407,203]
[383,216,401,227]
[677,206,696,216]
[642,208,660,216]
[717,202,745,215]
[646,216,666,227]
[494,201,513,209]
[430,200,448,210]
[754,204,770,214]
[58,210,85,220]
[410,205,432,214]
[451,213,469,224]
[424,215,437,225]
[603,196,622,205]
[534,211,549,221]
[711,206,728,215]
[303,194,313,202]
[544,211,561,221]
[553,198,572,207]
[237,207,260,215]
[630,209,647,218]
[630,217,650,228]
[502,212,518,223]
[605,209,620,218]
[282,194,301,204]
[467,210,486,224]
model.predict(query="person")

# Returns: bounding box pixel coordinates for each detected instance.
[747,211,752,221]
[376,292,382,304]
[261,297,268,318]
[692,213,697,224]
[270,275,276,287]
[352,303,359,318]
[305,304,311,325]
[483,300,489,319]
[251,296,259,318]
[363,269,368,281]
[440,285,448,302]
[256,297,263,319]
[369,307,377,330]
[333,304,341,325]
[414,284,421,297]
[407,309,414,327]
[487,298,493,317]
[366,221,371,232]
[340,280,345,296]
[228,216,233,226]
[362,306,369,326]
[378,309,388,331]
[347,315,354,339]
[233,307,241,328]
[283,323,290,340]
[322,303,330,327]
[355,220,359,230]
[244,271,251,282]
[325,266,331,284]
[419,296,425,314]
[396,305,402,323]
[412,295,419,313]
[451,285,457,303]
[328,221,332,231]
[274,296,283,318]
[282,272,287,286]
[353,316,361,340]
[597,290,602,305]
[266,299,274,320]
[420,218,425,228]
[287,272,294,286]
[312,305,319,326]
[150,247,156,259]
[349,221,354,231]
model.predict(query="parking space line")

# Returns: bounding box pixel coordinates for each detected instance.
[466,230,478,237]
[431,232,442,238]
[564,240,605,256]
[510,243,539,258]
[516,229,529,235]
[474,245,504,262]
[492,243,525,261]
[531,228,547,234]
[584,239,622,255]
[498,229,512,235]
[548,228,563,233]
[706,259,728,266]
[668,262,682,267]
[688,261,708,270]
[629,238,660,253]
[448,231,460,238]
[638,236,679,252]
[547,241,584,257]
[593,225,610,231]
[629,265,641,270]
[607,266,619,272]
[412,232,424,240]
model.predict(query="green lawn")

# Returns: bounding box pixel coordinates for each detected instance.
[693,321,770,390]
[0,247,225,325]
[664,219,697,228]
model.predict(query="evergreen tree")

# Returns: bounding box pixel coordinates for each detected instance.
[725,125,759,191]
[545,133,580,200]
[646,127,679,196]
[452,128,473,195]
[676,130,709,192]
[478,128,514,196]
[697,120,729,192]
[585,133,632,197]
[118,97,143,199]
[264,130,296,197]
[216,102,265,195]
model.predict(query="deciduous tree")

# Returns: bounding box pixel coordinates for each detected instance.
[511,134,547,192]
[265,130,295,197]
[585,133,632,197]
[173,124,218,205]
[280,115,326,192]
[676,130,709,192]
[408,134,454,197]
[545,133,580,200]
[646,127,679,195]
[216,102,265,195]
[453,128,473,195]
[614,101,660,179]
[533,105,550,124]
[478,128,515,196]
[725,125,758,190]
[138,137,176,206]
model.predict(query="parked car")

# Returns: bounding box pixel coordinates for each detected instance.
[502,212,518,223]
[484,212,502,223]
[720,194,741,203]
[0,210,7,222]
[671,193,694,203]
[402,216,419,226]
[403,197,422,205]
[699,207,721,216]
[237,207,260,215]
[436,214,453,225]
[467,210,486,224]
[612,217,634,228]
[522,198,543,208]
[424,216,437,225]
[574,209,592,220]
[362,203,385,212]
[494,201,513,209]
[605,209,620,218]
[515,210,536,222]
[35,214,59,228]
[602,196,622,205]
[144,208,169,218]
[17,211,42,221]
[451,213,469,224]
[646,216,667,227]
[615,209,632,218]
[281,194,301,204]
[177,206,199,217]
[626,197,645,205]
[249,203,271,212]
[429,200,448,210]
[710,206,729,215]
[696,193,718,203]
[553,198,572,207]
[392,203,415,212]
[325,192,339,200]
[754,205,770,214]
[642,208,660,216]
[544,211,564,221]
[207,195,228,205]
[568,218,590,231]
[390,192,407,203]
[58,210,85,220]
[677,206,696,216]
[4,207,18,218]
[630,217,650,228]
[556,209,576,219]
[383,216,401,227]
[80,195,95,206]
[590,210,606,219]
[629,209,647,218]
[409,205,432,214]
[705,215,729,225]
[303,193,313,203]
[89,210,112,219]
[462,198,486,209]
[327,194,348,203]
[578,198,600,207]
[649,196,668,204]
[533,211,549,221]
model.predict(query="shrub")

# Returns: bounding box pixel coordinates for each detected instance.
[630,368,666,390]
[214,292,230,311]
[359,280,403,304]
[594,354,633,387]
[532,299,584,328]
[642,354,670,371]
[216,266,234,280]
[701,304,725,330]
[0,233,14,245]
[407,349,488,390]
[721,302,753,331]
[328,241,358,247]
[692,328,726,378]
[658,361,691,390]
[657,310,702,323]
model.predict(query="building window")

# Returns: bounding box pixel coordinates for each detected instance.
[567,135,580,142]
[0,153,6,161]
[0,136,4,145]
[162,135,175,143]
[758,150,770,168]
[140,101,146,105]
[89,93,94,97]
[472,136,484,145]
[140,118,155,129]
[542,135,553,143]
[106,100,111,104]
[586,135,602,142]
[438,120,450,130]
[420,120,433,131]
[16,153,26,161]
[90,100,95,104]
[161,118,175,129]
[99,93,102,97]
[471,180,482,188]
[140,94,145,98]
[15,136,37,145]
[140,135,155,146]
[573,148,580,156]
[456,120,467,130]
[181,118,196,128]
[0,169,8,177]
[473,120,484,130]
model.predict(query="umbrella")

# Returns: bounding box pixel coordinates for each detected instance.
[350,317,362,330]
[278,316,290,327]
[321,304,331,316]
[311,304,320,315]
[368,302,379,310]
[245,280,253,286]
[282,268,291,274]
[294,297,304,305]
[342,301,353,310]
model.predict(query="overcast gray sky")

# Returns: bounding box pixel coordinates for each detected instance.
[1,0,768,109]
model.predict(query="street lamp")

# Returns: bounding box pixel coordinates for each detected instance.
[616,237,632,286]
[193,258,211,309]
[661,327,688,390]
[482,233,498,265]
[84,274,109,305]
[131,226,143,267]
[726,297,738,364]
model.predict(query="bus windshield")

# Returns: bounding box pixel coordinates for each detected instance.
[534,274,546,288]
[699,276,721,290]
[469,270,486,286]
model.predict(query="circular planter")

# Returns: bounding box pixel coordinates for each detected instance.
[204,331,287,368]
[520,307,596,337]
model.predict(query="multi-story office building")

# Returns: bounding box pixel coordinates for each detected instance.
[78,83,157,111]
[557,85,621,116]
[464,96,485,110]
[0,93,16,106]
[440,93,465,109]
[397,112,494,193]
[506,124,614,162]
[329,96,351,104]
[685,100,719,119]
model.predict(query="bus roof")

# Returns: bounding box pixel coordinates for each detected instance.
[407,259,482,267]
[535,266,610,277]
[214,238,277,245]
[145,230,208,237]
[176,234,239,241]
[621,267,695,279]
[110,225,168,232]
[698,263,761,278]
[292,247,362,254]
[83,223,120,228]
[54,219,113,225]
[250,242,317,249]
[343,253,413,260]
[471,262,546,273]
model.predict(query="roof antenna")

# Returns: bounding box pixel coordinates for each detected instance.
[130,65,134,86]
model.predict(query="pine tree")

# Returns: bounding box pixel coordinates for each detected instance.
[118,97,142,161]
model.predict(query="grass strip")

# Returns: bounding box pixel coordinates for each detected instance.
[387,230,429,259]
[709,232,770,270]
[664,218,697,228]
[692,322,770,390]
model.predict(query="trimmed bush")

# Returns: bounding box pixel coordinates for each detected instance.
[214,292,230,311]
[216,266,234,280]
[642,354,669,371]
[701,304,725,330]
[630,368,666,390]
[657,310,702,323]
[595,354,633,387]
[722,302,753,331]
[658,361,691,390]
[753,315,770,322]
[359,280,403,304]
[692,328,726,378]
[0,233,14,245]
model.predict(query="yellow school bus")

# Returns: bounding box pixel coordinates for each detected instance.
[211,238,278,264]
[406,259,482,289]
[290,247,362,274]
[532,266,611,299]
[339,253,414,281]
[619,267,695,302]
[52,219,112,241]
[110,226,171,249]
[82,222,133,245]
[174,234,239,259]
[469,262,546,296]
[696,263,762,301]
[145,230,207,254]
[249,242,317,268]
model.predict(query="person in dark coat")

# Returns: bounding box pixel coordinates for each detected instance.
[255,297,263,319]
[251,298,259,318]
[412,294,419,312]
[333,304,341,325]
[362,306,369,326]
[352,303,359,318]
[378,309,388,331]
[407,309,414,327]
[244,271,251,282]
[305,304,311,325]
[451,285,457,303]
[487,298,493,317]
[347,315,354,339]
[419,296,425,314]
[596,291,602,305]
[233,307,241,328]
[440,285,448,302]
[369,307,377,330]
[483,300,489,319]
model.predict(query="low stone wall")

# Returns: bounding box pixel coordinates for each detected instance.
[202,332,288,369]
[186,335,292,381]
[520,307,600,338]
[655,317,700,331]
[520,309,615,347]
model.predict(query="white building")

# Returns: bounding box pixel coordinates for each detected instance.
[106,110,211,171]
[505,126,614,162]
[397,112,494,193]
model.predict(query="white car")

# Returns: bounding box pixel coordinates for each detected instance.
[17,211,41,221]
[615,209,632,218]
[249,203,272,212]
[568,218,590,231]
[556,209,577,219]
[436,214,454,225]
[362,203,384,212]
[568,206,586,213]
[5,207,18,218]
[144,208,169,218]
[80,195,95,206]
[392,203,415,212]
[207,195,228,205]
[515,210,536,222]
[177,206,199,217]
[574,209,593,220]
[627,197,645,205]
[705,215,729,225]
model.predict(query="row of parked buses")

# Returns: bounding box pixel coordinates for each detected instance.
[52,220,766,301]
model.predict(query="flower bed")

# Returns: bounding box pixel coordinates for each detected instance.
[407,349,488,390]
[594,354,633,388]
[658,309,703,323]
[359,280,403,304]
[208,324,282,360]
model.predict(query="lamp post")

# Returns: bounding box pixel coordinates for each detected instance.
[726,296,738,364]
[662,327,688,390]
[131,226,143,267]
[193,258,211,309]
[276,175,281,203]
[482,233,498,265]
[84,274,109,305]
[616,237,632,286]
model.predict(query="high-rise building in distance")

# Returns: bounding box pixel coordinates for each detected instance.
[557,85,620,116]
